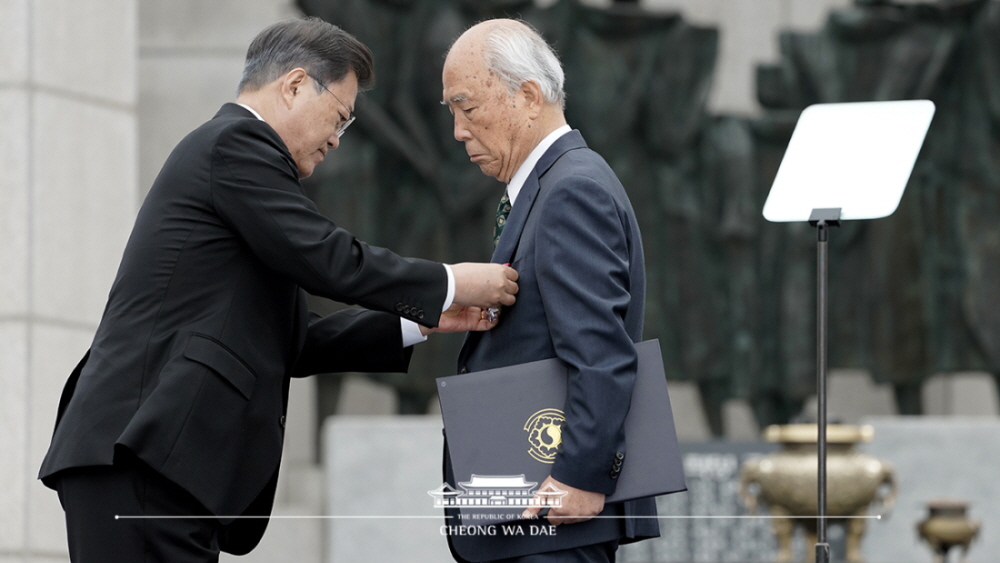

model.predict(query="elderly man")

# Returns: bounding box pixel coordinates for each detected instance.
[441,19,659,563]
[39,17,517,563]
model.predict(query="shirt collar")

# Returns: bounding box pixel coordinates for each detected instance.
[506,124,572,206]
[236,103,265,122]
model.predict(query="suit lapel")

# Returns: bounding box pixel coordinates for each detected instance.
[489,130,587,265]
[460,130,588,367]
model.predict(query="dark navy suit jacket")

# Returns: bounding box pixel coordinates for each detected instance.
[448,130,659,561]
[39,104,448,554]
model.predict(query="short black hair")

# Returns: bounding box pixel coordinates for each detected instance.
[238,17,374,94]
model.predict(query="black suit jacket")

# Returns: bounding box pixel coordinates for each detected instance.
[39,104,448,554]
[447,131,659,562]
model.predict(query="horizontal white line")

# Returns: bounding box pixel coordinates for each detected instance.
[115,515,883,520]
[116,515,452,520]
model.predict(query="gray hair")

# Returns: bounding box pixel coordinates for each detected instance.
[481,21,566,108]
[238,17,374,94]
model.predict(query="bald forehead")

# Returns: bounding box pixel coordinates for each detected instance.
[445,28,484,68]
[443,19,525,103]
[442,52,491,106]
[447,18,528,63]
[443,33,488,91]
[466,18,527,39]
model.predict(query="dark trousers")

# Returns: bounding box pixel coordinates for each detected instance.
[489,540,618,563]
[54,451,222,563]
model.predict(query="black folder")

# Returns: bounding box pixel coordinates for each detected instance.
[436,339,686,524]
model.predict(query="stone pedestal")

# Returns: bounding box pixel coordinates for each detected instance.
[860,417,1000,563]
[324,416,451,563]
[619,442,780,563]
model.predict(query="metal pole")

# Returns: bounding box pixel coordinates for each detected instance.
[816,221,831,563]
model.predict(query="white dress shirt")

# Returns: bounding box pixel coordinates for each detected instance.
[506,125,572,206]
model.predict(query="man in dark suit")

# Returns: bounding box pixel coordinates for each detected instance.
[38,17,518,563]
[440,18,659,563]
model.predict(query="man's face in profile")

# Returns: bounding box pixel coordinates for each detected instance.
[442,47,528,183]
[282,70,358,179]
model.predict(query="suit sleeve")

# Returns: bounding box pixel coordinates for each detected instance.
[535,176,637,496]
[210,119,447,327]
[291,309,412,377]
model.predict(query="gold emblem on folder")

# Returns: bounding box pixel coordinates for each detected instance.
[524,408,565,463]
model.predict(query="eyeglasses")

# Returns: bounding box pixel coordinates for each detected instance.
[309,75,356,137]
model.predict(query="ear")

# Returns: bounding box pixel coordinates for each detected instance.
[279,68,310,109]
[519,79,545,120]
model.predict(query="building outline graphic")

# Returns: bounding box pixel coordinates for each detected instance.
[428,475,566,508]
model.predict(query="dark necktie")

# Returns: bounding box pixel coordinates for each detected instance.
[493,189,511,247]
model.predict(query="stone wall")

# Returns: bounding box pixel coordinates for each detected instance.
[1,0,138,560]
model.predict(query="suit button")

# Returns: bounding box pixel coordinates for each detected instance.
[459,367,468,374]
[280,415,286,429]
[609,470,620,479]
[395,303,404,312]
[615,451,625,460]
[417,310,425,319]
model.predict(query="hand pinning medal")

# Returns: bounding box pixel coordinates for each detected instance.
[481,263,510,323]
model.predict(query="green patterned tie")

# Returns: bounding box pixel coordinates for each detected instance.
[493,189,512,247]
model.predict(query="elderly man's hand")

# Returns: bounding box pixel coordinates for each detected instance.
[450,262,518,309]
[521,476,605,526]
